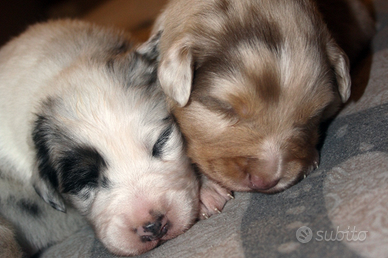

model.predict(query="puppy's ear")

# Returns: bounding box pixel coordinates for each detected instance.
[32,172,66,213]
[32,115,66,213]
[136,30,162,61]
[158,36,193,107]
[326,38,351,103]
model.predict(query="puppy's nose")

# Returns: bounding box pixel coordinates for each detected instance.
[249,174,279,190]
[137,215,169,242]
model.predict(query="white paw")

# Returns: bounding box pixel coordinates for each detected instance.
[199,176,233,219]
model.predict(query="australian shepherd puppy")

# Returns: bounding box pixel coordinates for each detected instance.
[0,20,200,256]
[151,0,375,209]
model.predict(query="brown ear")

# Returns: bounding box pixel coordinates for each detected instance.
[326,38,351,103]
[158,37,193,107]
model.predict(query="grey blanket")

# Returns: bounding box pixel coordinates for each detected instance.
[41,0,388,257]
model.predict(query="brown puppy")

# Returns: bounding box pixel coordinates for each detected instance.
[152,0,374,195]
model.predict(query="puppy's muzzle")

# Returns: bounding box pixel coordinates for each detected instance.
[219,149,320,192]
[248,174,280,191]
[233,157,283,191]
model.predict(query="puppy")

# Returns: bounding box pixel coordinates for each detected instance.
[152,0,375,195]
[0,19,199,256]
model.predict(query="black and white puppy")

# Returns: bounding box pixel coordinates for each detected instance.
[0,20,200,256]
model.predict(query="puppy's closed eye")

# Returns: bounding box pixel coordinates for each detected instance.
[198,96,234,113]
[198,96,239,119]
[152,125,173,158]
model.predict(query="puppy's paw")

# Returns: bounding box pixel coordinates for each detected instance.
[199,176,233,219]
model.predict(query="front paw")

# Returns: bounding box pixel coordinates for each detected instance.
[199,176,233,219]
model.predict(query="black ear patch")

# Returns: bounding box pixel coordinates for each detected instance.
[32,113,108,211]
[59,146,107,194]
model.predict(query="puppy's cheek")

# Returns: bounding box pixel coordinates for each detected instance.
[201,158,250,191]
[174,104,230,141]
[179,132,249,190]
[282,147,320,181]
[64,189,97,215]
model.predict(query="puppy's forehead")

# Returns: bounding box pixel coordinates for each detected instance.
[189,0,332,94]
[191,0,332,103]
[40,61,170,155]
[194,38,334,125]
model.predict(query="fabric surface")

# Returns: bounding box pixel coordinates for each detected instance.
[41,0,388,257]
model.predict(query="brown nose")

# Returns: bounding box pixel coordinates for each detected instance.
[249,174,279,190]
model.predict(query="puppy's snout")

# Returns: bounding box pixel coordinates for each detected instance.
[249,174,280,190]
[138,215,169,242]
[222,148,318,192]
[232,157,281,191]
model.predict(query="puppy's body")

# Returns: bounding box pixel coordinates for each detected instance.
[152,0,375,194]
[0,171,86,256]
[0,20,199,256]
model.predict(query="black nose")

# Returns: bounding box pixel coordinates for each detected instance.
[140,215,169,242]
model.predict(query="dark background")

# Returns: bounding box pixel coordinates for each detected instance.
[0,0,105,46]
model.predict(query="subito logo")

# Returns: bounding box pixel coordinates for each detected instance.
[296,226,313,243]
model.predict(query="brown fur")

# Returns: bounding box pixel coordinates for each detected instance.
[0,216,23,258]
[153,0,375,192]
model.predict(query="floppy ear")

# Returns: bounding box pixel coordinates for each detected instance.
[158,36,193,107]
[326,38,351,103]
[32,172,66,213]
[31,115,66,213]
[136,30,162,61]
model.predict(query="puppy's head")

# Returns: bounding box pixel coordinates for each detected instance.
[156,0,350,192]
[31,36,199,256]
